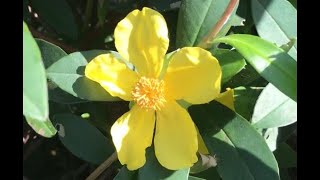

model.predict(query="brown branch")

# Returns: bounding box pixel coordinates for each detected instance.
[29,26,78,53]
[85,152,118,180]
[197,0,239,49]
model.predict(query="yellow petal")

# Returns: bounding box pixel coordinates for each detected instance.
[154,100,198,170]
[114,7,169,78]
[164,47,222,104]
[85,54,138,101]
[215,88,235,111]
[111,105,155,170]
[195,125,209,155]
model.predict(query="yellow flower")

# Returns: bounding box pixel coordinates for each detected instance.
[85,7,222,170]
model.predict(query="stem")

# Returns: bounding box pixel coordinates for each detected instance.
[83,0,94,32]
[85,152,118,180]
[197,0,239,49]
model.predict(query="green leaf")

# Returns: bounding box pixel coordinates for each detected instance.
[233,86,263,120]
[191,167,220,180]
[252,83,297,128]
[252,0,297,60]
[23,22,48,122]
[114,166,137,180]
[25,116,57,138]
[214,34,297,102]
[176,0,238,48]
[188,176,205,180]
[258,123,296,151]
[36,39,86,104]
[274,143,296,168]
[52,113,114,164]
[31,0,79,40]
[36,39,68,68]
[138,147,190,180]
[211,49,246,84]
[46,50,122,101]
[189,101,279,180]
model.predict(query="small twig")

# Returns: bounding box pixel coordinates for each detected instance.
[197,0,239,49]
[85,152,118,180]
[28,26,78,53]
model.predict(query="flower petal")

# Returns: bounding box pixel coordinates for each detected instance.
[111,105,155,170]
[164,47,222,104]
[215,88,235,111]
[85,54,138,101]
[195,125,209,155]
[154,100,198,170]
[114,7,169,78]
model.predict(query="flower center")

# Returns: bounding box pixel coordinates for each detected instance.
[132,76,166,110]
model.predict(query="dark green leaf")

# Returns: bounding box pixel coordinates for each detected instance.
[252,0,297,60]
[46,50,122,101]
[258,123,296,151]
[31,0,79,40]
[252,83,297,128]
[211,49,246,84]
[114,166,138,180]
[176,0,238,47]
[233,86,263,120]
[52,113,114,164]
[23,22,48,122]
[138,147,190,180]
[36,39,87,104]
[274,143,296,168]
[188,176,205,180]
[189,101,279,180]
[214,34,297,101]
[36,39,67,68]
[191,167,220,180]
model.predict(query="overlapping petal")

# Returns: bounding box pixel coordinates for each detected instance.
[111,105,155,170]
[215,88,235,111]
[164,47,222,104]
[154,100,198,170]
[114,7,169,78]
[85,54,138,101]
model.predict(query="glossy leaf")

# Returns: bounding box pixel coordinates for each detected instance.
[176,0,238,47]
[25,116,57,138]
[188,176,205,180]
[31,0,79,40]
[252,0,297,60]
[191,167,220,180]
[23,22,48,122]
[149,0,182,11]
[211,49,246,84]
[189,101,279,180]
[36,39,86,104]
[214,34,297,101]
[46,50,122,101]
[258,123,296,152]
[138,147,190,180]
[274,143,296,168]
[36,39,68,68]
[52,113,114,164]
[252,83,297,128]
[233,86,263,120]
[114,166,137,180]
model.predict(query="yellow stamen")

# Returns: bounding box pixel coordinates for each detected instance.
[132,76,166,110]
